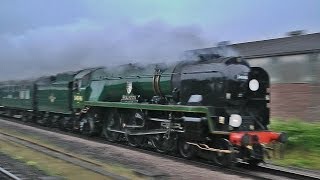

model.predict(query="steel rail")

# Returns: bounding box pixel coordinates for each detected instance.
[0,166,21,180]
[253,164,320,180]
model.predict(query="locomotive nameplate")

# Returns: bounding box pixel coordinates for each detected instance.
[236,74,248,80]
[121,95,138,103]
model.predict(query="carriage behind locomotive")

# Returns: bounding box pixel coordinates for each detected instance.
[0,52,286,166]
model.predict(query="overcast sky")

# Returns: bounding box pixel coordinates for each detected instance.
[0,0,319,80]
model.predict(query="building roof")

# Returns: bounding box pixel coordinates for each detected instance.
[190,32,320,59]
[231,33,320,58]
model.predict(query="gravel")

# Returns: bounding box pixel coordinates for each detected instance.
[0,119,252,180]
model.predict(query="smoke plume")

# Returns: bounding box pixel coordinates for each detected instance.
[0,19,213,80]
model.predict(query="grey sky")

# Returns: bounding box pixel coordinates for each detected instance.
[0,0,319,80]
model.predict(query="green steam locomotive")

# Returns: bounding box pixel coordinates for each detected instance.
[0,53,286,166]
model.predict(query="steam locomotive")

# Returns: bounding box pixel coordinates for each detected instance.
[0,50,286,166]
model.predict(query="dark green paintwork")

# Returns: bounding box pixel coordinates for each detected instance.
[88,64,175,102]
[37,83,72,114]
[36,72,75,114]
[72,64,217,132]
[84,100,216,132]
[85,101,208,112]
[72,68,100,109]
[0,83,34,110]
[72,87,91,109]
[158,73,173,96]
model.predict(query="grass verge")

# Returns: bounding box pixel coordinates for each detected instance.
[0,128,145,179]
[269,119,320,170]
[0,139,111,179]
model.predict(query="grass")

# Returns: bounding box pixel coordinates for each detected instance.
[269,118,320,170]
[0,140,111,179]
[0,128,145,179]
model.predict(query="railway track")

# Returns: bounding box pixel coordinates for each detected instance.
[0,131,130,180]
[1,117,320,180]
[249,164,320,180]
[0,166,21,180]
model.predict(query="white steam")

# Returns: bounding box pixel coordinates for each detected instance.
[0,19,213,80]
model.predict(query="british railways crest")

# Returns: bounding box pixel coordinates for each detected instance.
[126,81,133,95]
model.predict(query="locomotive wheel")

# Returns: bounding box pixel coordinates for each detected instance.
[151,134,167,153]
[214,138,235,167]
[60,117,72,131]
[80,115,96,136]
[59,117,68,131]
[248,159,260,166]
[51,115,60,128]
[125,110,145,147]
[36,112,43,124]
[21,111,28,122]
[21,116,27,122]
[103,110,121,142]
[26,112,34,122]
[42,112,51,126]
[5,109,12,117]
[178,138,195,159]
[126,135,144,147]
[151,133,177,153]
[47,114,55,127]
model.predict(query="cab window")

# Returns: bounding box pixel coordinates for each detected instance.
[81,74,90,88]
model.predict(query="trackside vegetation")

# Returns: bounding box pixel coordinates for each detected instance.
[269,119,320,170]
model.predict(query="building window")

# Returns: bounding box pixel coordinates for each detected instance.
[276,54,311,83]
[247,54,312,83]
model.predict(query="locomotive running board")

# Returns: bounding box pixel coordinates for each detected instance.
[187,142,233,153]
[149,118,171,122]
[108,129,168,136]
